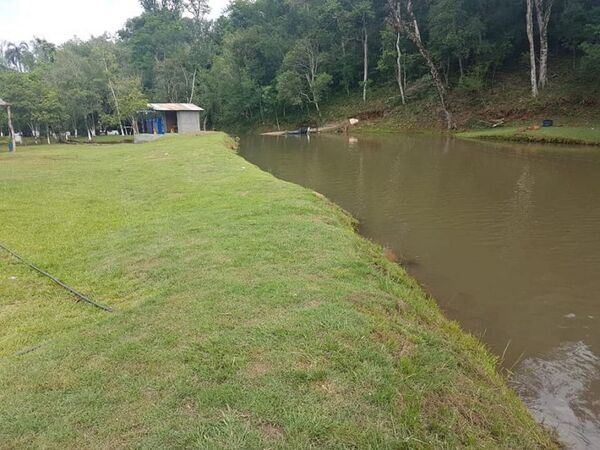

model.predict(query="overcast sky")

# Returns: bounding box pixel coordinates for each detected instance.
[0,0,230,44]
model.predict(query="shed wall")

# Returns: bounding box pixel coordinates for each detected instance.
[177,111,201,134]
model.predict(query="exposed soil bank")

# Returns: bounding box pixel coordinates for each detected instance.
[0,134,557,448]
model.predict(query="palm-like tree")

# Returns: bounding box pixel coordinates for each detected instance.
[4,41,30,72]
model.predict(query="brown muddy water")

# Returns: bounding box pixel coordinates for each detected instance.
[239,133,600,449]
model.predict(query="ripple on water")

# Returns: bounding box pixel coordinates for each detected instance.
[512,342,600,449]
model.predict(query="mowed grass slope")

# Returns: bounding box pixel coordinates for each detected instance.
[457,126,600,145]
[0,134,556,449]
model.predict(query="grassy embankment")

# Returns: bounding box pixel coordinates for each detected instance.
[456,126,600,145]
[0,134,557,448]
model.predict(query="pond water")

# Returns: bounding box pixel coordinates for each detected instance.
[239,133,600,449]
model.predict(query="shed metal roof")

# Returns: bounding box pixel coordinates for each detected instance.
[148,103,203,112]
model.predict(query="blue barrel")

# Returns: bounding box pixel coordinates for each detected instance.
[7,143,14,152]
[543,119,553,127]
[157,117,165,135]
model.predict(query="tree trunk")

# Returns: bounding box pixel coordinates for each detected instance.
[130,116,139,135]
[392,0,453,129]
[103,57,125,135]
[29,123,39,144]
[395,32,406,105]
[534,0,553,89]
[107,77,125,135]
[442,58,448,87]
[341,40,350,96]
[7,106,16,151]
[305,48,322,117]
[406,0,454,130]
[46,125,50,145]
[404,54,407,91]
[526,0,539,97]
[362,19,369,102]
[259,98,264,125]
[189,68,197,103]
[85,116,92,141]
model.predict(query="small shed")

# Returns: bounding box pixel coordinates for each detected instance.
[143,103,204,134]
[0,98,16,151]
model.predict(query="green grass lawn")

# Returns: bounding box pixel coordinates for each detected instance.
[0,134,556,448]
[457,126,600,145]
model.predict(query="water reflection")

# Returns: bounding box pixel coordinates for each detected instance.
[239,133,600,448]
[513,342,600,449]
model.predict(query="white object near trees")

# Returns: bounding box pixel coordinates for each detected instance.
[0,99,17,151]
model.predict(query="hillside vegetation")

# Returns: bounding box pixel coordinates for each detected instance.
[0,135,557,448]
[283,58,600,134]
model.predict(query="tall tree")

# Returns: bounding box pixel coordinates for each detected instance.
[526,0,539,97]
[388,0,453,129]
[92,39,127,135]
[277,39,332,116]
[533,0,554,89]
[32,82,66,144]
[116,77,148,134]
[382,6,407,104]
[185,0,210,22]
[353,1,375,102]
[46,40,104,140]
[31,38,56,65]
[4,42,30,72]
[428,0,484,84]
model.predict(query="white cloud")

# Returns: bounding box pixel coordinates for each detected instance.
[0,0,230,44]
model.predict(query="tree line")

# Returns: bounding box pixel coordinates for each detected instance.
[1,0,598,138]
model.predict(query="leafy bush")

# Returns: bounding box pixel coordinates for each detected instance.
[457,64,488,97]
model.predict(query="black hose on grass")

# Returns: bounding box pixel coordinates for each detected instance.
[0,243,113,313]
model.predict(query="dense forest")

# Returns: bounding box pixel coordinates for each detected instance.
[1,0,599,138]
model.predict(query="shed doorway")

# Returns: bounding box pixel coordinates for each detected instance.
[165,111,178,133]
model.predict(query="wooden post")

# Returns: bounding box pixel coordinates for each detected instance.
[7,105,16,152]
